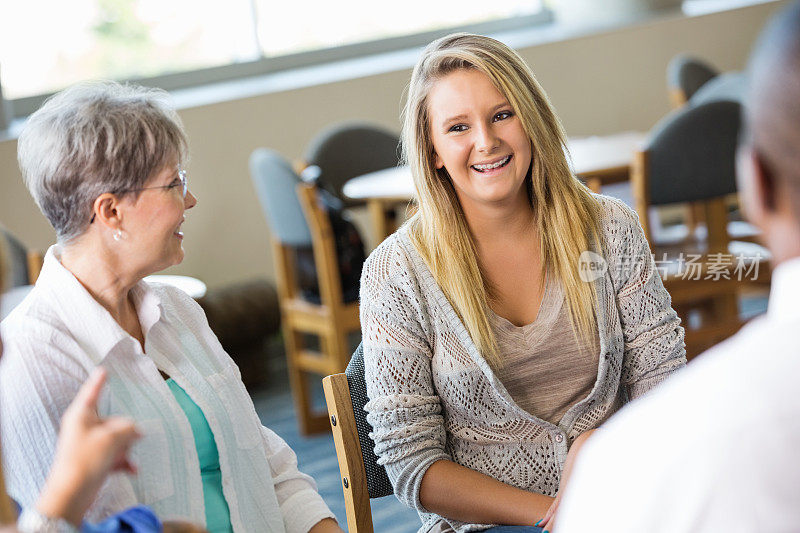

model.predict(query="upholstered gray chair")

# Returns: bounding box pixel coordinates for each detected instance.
[0,226,45,320]
[667,54,719,108]
[303,122,401,207]
[631,100,769,357]
[1,227,30,288]
[250,148,360,434]
[323,343,393,533]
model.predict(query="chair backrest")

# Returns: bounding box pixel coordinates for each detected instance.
[632,100,741,249]
[322,343,393,533]
[667,54,719,107]
[344,344,393,497]
[304,122,400,204]
[644,100,740,206]
[249,148,312,247]
[0,226,32,287]
[689,71,746,107]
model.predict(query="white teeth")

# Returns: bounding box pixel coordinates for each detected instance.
[473,155,510,171]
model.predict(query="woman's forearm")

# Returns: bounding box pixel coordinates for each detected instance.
[419,459,553,526]
[308,518,343,532]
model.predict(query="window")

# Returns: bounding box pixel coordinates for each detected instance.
[0,0,547,126]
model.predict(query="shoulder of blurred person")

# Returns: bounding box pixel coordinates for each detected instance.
[556,305,800,532]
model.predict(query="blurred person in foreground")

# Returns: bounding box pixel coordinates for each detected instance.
[0,241,203,533]
[0,82,342,533]
[557,3,800,531]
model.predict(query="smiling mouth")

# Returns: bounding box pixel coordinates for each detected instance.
[471,155,512,173]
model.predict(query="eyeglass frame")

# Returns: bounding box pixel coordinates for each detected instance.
[89,169,188,224]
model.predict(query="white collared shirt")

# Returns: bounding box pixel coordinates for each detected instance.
[557,256,800,533]
[0,247,335,533]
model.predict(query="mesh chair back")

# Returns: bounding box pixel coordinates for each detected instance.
[304,122,400,204]
[345,343,393,498]
[645,100,741,206]
[249,148,312,246]
[667,55,719,101]
[0,226,31,287]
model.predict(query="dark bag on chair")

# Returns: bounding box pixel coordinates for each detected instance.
[294,187,365,304]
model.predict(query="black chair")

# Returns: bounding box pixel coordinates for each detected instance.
[323,343,393,533]
[303,122,401,207]
[667,54,719,108]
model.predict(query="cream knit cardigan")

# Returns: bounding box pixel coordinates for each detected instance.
[360,196,687,533]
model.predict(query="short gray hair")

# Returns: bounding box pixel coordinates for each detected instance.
[17,81,188,243]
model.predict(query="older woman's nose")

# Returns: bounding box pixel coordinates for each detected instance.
[185,190,198,209]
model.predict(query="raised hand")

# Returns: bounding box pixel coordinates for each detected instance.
[35,368,140,526]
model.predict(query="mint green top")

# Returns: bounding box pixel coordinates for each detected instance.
[166,378,233,533]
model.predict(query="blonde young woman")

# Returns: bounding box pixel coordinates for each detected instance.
[359,34,686,533]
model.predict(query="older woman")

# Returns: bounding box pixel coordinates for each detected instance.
[360,34,686,533]
[0,82,342,533]
[0,242,203,533]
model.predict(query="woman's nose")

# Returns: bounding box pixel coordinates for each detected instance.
[185,190,198,209]
[475,124,500,153]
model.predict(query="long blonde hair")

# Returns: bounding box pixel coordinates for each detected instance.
[402,33,601,366]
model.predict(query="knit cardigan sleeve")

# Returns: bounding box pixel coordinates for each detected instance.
[360,235,451,513]
[599,196,687,400]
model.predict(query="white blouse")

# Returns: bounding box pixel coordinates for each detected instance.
[0,247,335,533]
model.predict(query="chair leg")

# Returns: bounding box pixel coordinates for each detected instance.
[321,326,351,376]
[284,326,330,435]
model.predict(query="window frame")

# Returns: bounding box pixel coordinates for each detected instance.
[0,8,552,127]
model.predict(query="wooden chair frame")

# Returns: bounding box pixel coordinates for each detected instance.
[631,150,769,358]
[272,184,360,434]
[322,372,374,533]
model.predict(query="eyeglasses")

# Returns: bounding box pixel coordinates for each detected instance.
[89,169,189,223]
[122,169,188,199]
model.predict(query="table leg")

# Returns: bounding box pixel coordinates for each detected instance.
[586,177,602,193]
[368,199,391,247]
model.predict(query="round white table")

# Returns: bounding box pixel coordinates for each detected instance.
[144,274,208,299]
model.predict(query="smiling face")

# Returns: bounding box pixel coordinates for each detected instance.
[120,163,197,277]
[428,68,532,216]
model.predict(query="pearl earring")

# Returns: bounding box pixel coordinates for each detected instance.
[113,229,124,241]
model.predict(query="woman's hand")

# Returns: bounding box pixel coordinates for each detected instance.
[420,459,554,527]
[308,517,344,532]
[163,521,209,533]
[35,368,140,526]
[537,429,597,531]
[537,492,560,531]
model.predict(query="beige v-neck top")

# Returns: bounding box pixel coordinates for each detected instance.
[491,276,601,425]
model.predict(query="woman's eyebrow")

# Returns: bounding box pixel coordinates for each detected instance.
[442,113,468,127]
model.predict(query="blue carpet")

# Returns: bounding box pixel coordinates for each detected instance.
[251,375,421,533]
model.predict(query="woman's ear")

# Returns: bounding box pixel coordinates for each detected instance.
[92,193,123,230]
[434,152,444,170]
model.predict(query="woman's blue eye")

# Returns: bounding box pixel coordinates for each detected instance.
[494,111,513,122]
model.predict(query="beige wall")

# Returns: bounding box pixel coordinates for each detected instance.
[0,1,786,289]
